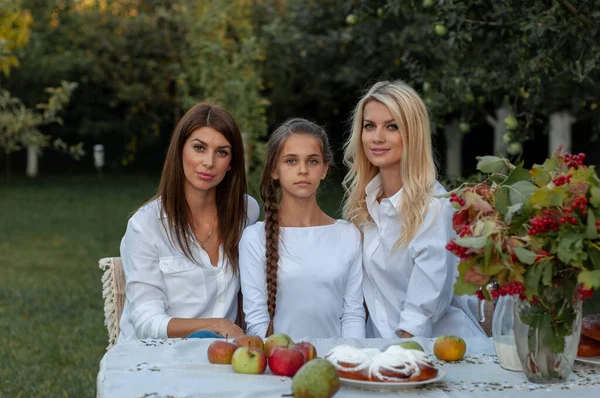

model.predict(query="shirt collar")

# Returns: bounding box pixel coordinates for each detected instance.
[365,173,404,213]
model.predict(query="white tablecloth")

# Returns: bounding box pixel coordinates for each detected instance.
[97,336,600,398]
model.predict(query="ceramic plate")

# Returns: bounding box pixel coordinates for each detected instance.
[575,356,600,366]
[340,368,446,391]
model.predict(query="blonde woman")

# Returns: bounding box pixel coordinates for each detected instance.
[343,80,484,338]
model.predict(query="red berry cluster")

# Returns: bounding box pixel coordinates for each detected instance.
[491,281,525,298]
[562,153,586,169]
[518,293,540,305]
[528,215,559,235]
[534,250,551,263]
[475,289,485,301]
[551,173,572,187]
[578,287,594,301]
[559,214,578,225]
[564,197,589,217]
[459,225,470,237]
[450,192,466,207]
[446,240,468,257]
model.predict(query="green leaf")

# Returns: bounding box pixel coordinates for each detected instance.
[591,186,600,208]
[530,166,550,186]
[454,277,479,295]
[586,211,599,240]
[483,241,493,267]
[502,162,531,186]
[541,259,553,286]
[476,156,506,174]
[514,247,537,265]
[525,263,544,293]
[505,203,523,224]
[588,243,600,270]
[454,236,488,249]
[494,186,509,216]
[529,185,568,207]
[508,181,537,205]
[557,231,587,265]
[577,270,600,289]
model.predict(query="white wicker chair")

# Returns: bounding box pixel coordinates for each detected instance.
[99,257,126,349]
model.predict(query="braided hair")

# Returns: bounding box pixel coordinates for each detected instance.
[258,118,334,326]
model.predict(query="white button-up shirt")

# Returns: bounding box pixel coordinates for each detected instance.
[362,174,484,338]
[239,220,366,339]
[118,196,260,341]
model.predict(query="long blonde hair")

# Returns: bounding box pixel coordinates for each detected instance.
[342,80,436,247]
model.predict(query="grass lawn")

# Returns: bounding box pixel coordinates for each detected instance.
[1,173,598,397]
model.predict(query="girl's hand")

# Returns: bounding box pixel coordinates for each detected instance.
[216,319,245,339]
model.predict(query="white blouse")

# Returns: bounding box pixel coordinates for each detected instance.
[362,174,484,338]
[239,220,366,339]
[118,195,260,341]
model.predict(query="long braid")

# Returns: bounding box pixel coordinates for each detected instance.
[262,180,280,321]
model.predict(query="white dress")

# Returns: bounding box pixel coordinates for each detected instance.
[239,220,366,339]
[118,195,260,341]
[362,174,485,338]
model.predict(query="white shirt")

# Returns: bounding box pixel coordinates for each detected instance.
[362,174,485,338]
[118,195,260,341]
[239,220,366,339]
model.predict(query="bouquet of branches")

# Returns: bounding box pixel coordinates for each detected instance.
[446,150,600,353]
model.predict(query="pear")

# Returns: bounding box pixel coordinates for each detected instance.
[289,359,340,398]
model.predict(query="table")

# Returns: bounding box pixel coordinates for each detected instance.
[97,336,600,397]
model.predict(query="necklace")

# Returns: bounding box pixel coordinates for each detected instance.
[198,212,217,250]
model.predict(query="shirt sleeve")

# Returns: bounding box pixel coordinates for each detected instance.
[239,227,270,338]
[245,195,261,226]
[341,230,367,338]
[120,217,173,339]
[396,201,457,337]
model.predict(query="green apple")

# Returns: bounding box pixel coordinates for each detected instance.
[434,24,447,36]
[507,142,522,155]
[291,359,340,398]
[231,346,267,374]
[264,333,294,357]
[346,14,357,25]
[502,133,513,144]
[459,122,471,134]
[396,340,425,352]
[503,115,518,130]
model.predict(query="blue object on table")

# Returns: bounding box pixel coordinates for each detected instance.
[187,330,223,339]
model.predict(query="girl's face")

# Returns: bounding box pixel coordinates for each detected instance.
[361,100,403,171]
[182,127,232,194]
[272,134,328,200]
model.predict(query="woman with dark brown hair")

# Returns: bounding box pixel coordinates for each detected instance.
[118,103,259,341]
[239,118,365,339]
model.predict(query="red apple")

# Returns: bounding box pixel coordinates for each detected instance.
[231,346,267,374]
[294,342,318,361]
[233,335,264,351]
[269,344,306,377]
[207,340,238,364]
[264,333,294,357]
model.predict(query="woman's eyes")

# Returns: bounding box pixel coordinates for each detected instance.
[363,123,399,130]
[285,159,297,164]
[363,123,375,130]
[387,124,398,131]
[193,145,229,156]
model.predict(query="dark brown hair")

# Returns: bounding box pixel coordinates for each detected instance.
[259,118,333,321]
[153,103,247,274]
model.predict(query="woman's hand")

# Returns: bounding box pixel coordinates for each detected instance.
[215,319,245,339]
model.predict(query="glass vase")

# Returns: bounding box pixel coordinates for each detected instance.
[492,294,522,371]
[513,296,582,384]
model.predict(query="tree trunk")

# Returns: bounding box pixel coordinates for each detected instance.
[548,111,575,156]
[486,107,510,156]
[444,119,463,178]
[26,144,39,177]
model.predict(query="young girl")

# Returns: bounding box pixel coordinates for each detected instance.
[239,118,365,339]
[119,103,260,341]
[343,80,484,338]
